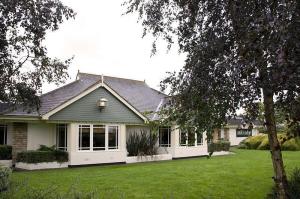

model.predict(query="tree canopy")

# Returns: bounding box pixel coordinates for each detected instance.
[124,0,299,198]
[0,0,75,110]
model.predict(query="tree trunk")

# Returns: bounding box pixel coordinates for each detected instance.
[263,88,289,199]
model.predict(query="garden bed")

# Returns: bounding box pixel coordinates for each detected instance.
[126,154,172,164]
[15,162,68,170]
[0,160,12,167]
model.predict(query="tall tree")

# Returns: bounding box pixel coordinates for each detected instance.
[0,0,75,110]
[124,0,300,198]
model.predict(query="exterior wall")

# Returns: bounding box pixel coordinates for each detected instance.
[172,126,208,158]
[68,123,127,165]
[49,87,144,124]
[27,123,56,150]
[228,128,259,146]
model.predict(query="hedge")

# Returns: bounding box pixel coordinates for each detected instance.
[16,150,68,164]
[208,140,231,152]
[0,167,11,192]
[0,145,12,160]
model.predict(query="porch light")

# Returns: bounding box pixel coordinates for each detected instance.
[97,98,108,111]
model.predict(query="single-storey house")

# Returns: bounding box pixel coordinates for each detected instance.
[0,72,208,166]
[0,72,260,167]
[212,118,261,146]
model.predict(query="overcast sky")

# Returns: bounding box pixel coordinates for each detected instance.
[43,0,186,93]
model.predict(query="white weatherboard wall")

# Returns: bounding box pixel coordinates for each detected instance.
[68,123,127,165]
[27,123,56,150]
[228,128,259,146]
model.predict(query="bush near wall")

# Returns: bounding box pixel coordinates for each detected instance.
[16,150,68,164]
[0,167,11,192]
[0,145,12,160]
[208,140,231,152]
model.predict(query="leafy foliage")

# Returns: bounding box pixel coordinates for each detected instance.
[126,131,158,156]
[0,0,75,110]
[0,166,11,192]
[124,1,299,196]
[16,150,68,163]
[267,167,300,199]
[0,145,12,160]
[239,134,300,151]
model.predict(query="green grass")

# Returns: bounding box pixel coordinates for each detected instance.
[7,149,300,198]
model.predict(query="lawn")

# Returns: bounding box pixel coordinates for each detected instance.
[4,149,300,199]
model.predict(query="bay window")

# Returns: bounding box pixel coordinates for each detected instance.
[78,124,119,151]
[0,125,7,145]
[159,126,171,147]
[56,124,67,151]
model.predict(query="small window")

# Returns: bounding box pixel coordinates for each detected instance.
[159,127,171,147]
[56,124,67,151]
[0,125,7,145]
[236,129,252,137]
[108,126,118,149]
[79,125,91,150]
[93,125,105,150]
[197,132,203,146]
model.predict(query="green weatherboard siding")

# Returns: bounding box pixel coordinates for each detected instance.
[49,87,145,124]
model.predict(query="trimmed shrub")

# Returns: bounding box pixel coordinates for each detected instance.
[17,150,68,164]
[38,145,56,151]
[208,140,230,152]
[0,167,11,192]
[0,145,12,160]
[281,138,300,151]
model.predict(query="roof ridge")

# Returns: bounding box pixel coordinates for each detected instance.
[78,72,144,83]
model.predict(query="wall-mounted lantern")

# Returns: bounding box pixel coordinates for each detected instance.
[97,98,108,111]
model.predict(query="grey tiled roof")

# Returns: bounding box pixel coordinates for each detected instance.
[1,72,166,120]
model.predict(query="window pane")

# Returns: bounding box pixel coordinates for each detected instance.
[159,127,171,147]
[56,124,67,151]
[108,126,118,149]
[180,130,187,146]
[187,131,196,146]
[0,125,7,145]
[93,126,105,150]
[79,125,90,150]
[197,132,203,145]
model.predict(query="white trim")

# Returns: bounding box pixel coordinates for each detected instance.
[41,82,148,122]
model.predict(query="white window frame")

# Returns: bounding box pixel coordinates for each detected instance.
[93,125,106,151]
[0,124,7,145]
[196,133,203,146]
[78,124,120,152]
[159,126,171,147]
[179,129,203,147]
[56,124,68,151]
[108,126,119,150]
